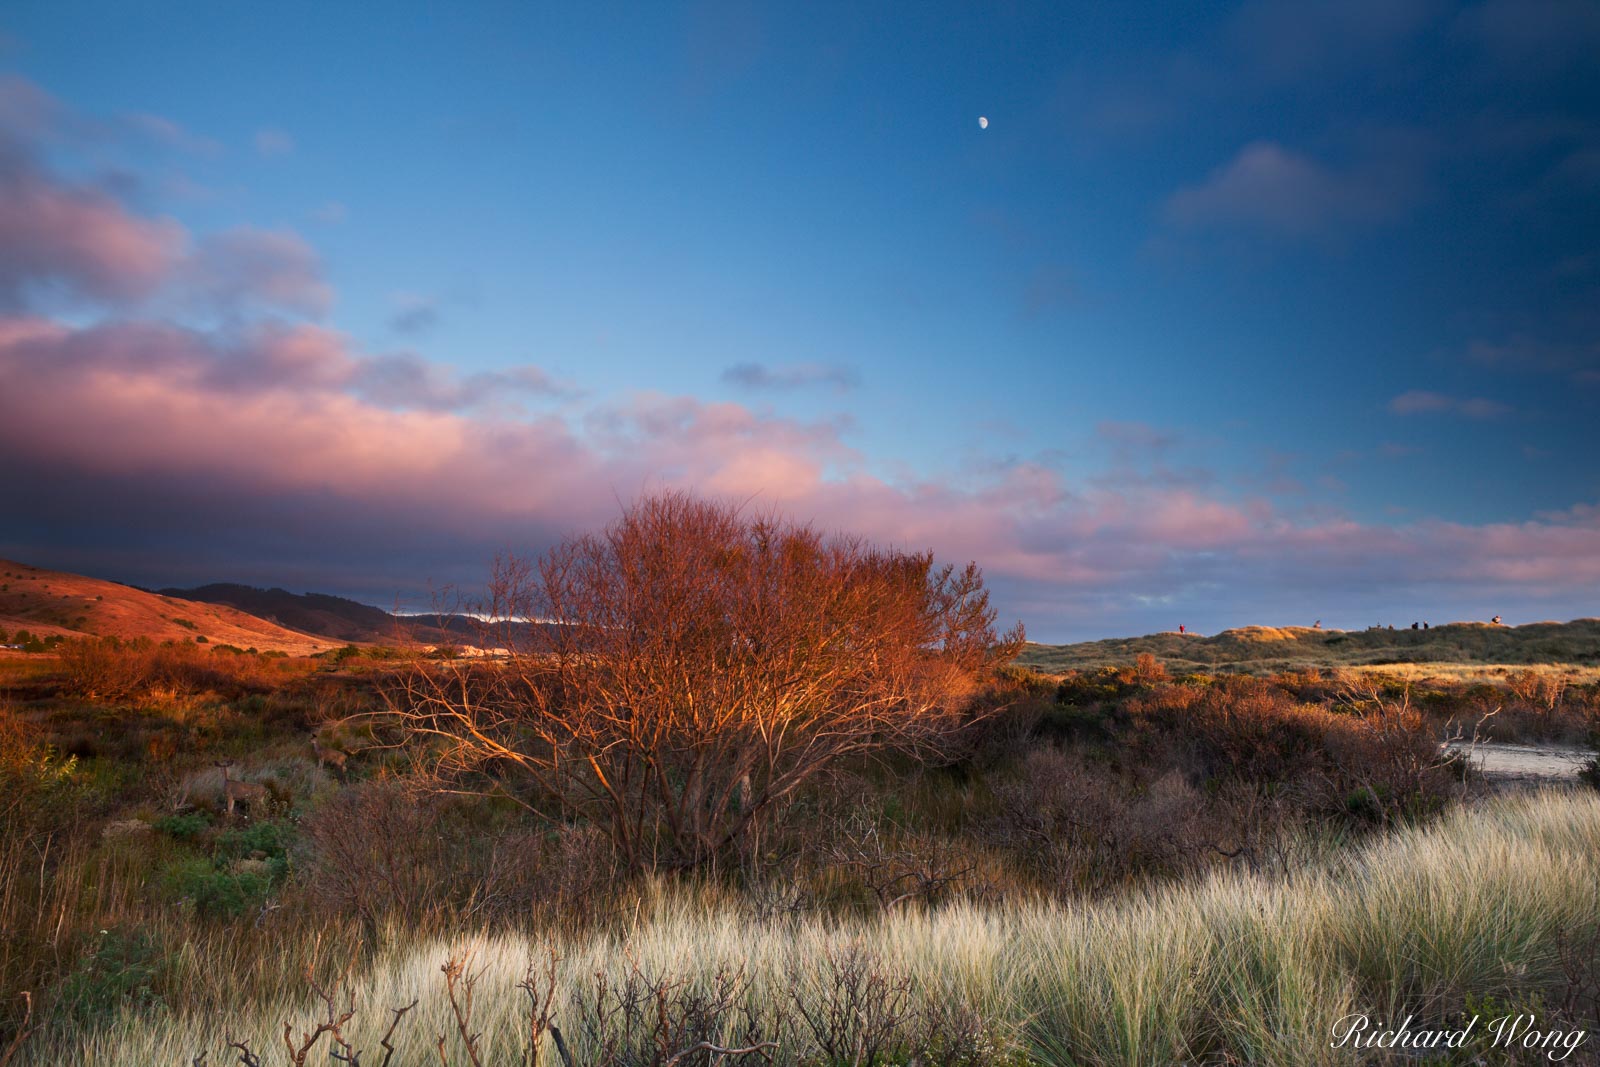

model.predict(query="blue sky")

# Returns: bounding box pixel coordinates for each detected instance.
[0,1,1596,640]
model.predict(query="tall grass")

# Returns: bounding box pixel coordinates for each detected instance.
[42,789,1600,1067]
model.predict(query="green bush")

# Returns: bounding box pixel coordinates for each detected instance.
[152,811,211,842]
[159,857,276,920]
[154,820,293,920]
[51,929,166,1031]
[214,820,292,862]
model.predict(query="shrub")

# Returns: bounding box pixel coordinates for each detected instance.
[55,637,312,704]
[159,856,276,921]
[152,811,210,842]
[990,748,1217,892]
[49,929,166,1032]
[383,492,1023,870]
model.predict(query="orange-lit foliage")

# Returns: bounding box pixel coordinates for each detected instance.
[382,492,1024,870]
[56,637,312,704]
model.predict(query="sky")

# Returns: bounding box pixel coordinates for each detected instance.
[0,0,1596,641]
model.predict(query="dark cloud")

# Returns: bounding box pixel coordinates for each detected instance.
[4,310,1598,639]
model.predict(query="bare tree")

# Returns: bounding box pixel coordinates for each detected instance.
[379,492,1023,869]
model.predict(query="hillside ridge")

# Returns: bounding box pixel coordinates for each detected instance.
[0,560,336,654]
[1019,618,1600,673]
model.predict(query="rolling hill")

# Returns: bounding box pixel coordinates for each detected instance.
[155,583,403,644]
[1018,619,1600,674]
[160,583,543,647]
[0,560,335,654]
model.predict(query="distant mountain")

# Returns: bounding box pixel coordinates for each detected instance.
[1018,619,1600,674]
[0,560,334,654]
[159,583,401,644]
[160,583,546,647]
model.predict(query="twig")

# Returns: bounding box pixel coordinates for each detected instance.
[662,1040,778,1067]
[0,993,35,1067]
[225,1035,263,1067]
[442,952,487,1067]
[377,999,419,1067]
[519,948,562,1067]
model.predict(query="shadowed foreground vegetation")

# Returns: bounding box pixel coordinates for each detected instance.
[4,496,1599,1065]
[27,791,1600,1067]
[5,636,1600,1064]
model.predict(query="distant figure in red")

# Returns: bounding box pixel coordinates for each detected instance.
[1178,624,1185,634]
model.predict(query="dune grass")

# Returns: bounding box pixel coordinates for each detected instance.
[43,789,1600,1067]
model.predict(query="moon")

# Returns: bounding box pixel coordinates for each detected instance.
[978,116,988,129]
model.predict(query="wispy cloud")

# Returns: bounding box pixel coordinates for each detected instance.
[1021,264,1078,316]
[311,201,347,224]
[181,227,331,317]
[387,293,438,335]
[1388,390,1512,418]
[1166,140,1419,239]
[253,127,295,157]
[721,361,860,392]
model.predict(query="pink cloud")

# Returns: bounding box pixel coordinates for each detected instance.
[0,132,185,306]
[0,81,330,317]
[181,227,332,316]
[3,313,1598,615]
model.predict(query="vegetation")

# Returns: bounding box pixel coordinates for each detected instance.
[1,501,1598,1064]
[382,493,1023,869]
[26,792,1600,1067]
[1020,619,1600,674]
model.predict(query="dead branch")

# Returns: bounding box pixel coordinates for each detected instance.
[0,993,35,1067]
[662,1040,779,1067]
[441,952,486,1067]
[519,948,562,1067]
[376,999,419,1067]
[224,1035,262,1067]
